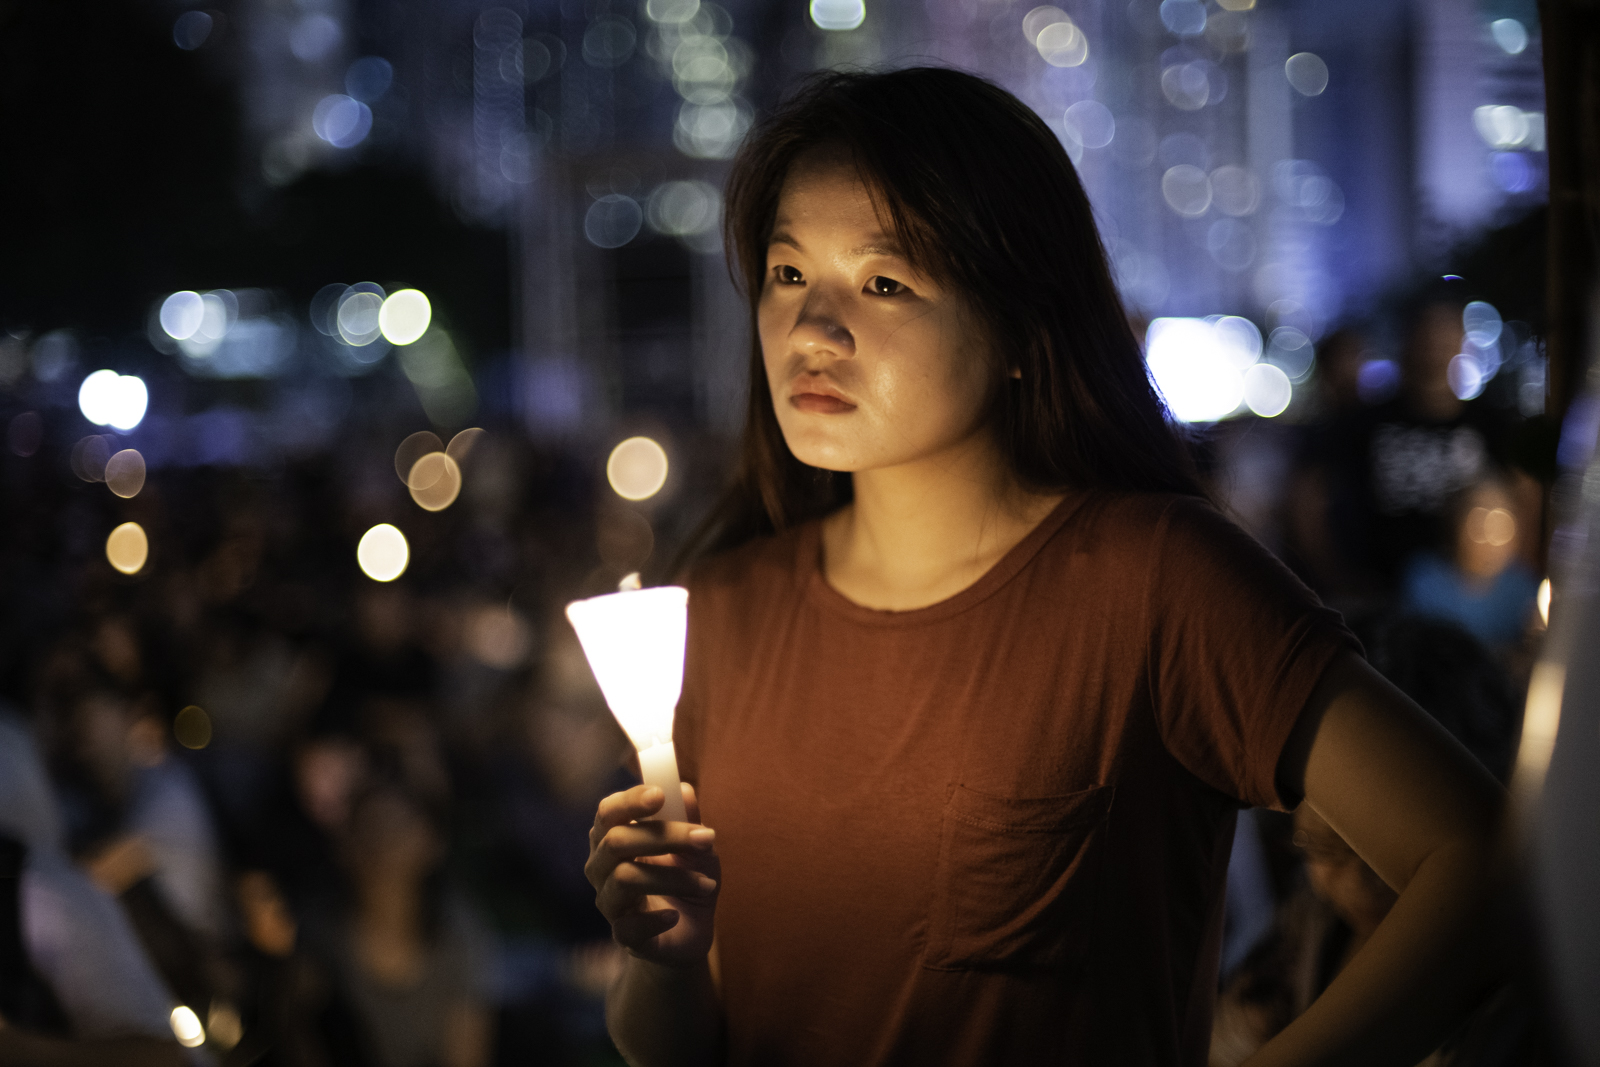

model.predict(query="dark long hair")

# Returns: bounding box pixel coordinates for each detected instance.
[685,67,1202,563]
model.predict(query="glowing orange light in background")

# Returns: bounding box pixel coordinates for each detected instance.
[607,436,669,501]
[106,522,149,575]
[357,524,409,582]
[174,705,212,750]
[408,452,462,511]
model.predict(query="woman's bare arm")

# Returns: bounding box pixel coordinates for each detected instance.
[1247,651,1509,1067]
[606,943,722,1067]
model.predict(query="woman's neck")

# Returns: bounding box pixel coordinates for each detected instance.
[821,433,1064,611]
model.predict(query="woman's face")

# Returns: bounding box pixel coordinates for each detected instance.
[758,151,998,474]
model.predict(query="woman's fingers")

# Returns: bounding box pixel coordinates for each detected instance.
[596,861,717,923]
[586,791,717,893]
[592,785,668,841]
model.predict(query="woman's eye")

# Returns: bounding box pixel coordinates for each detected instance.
[774,265,804,284]
[868,276,907,296]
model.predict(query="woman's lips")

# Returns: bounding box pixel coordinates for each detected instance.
[790,392,856,414]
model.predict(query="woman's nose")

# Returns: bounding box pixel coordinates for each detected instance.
[791,298,855,357]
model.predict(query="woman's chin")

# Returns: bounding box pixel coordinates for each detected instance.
[781,434,862,473]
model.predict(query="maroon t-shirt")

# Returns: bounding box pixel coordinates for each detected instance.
[675,490,1356,1065]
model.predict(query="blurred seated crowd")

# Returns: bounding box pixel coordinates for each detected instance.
[1,429,649,1065]
[0,288,1563,1065]
[1208,289,1559,1065]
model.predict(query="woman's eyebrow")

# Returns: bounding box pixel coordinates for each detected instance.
[849,239,905,259]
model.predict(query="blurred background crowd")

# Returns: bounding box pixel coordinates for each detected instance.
[0,0,1594,1063]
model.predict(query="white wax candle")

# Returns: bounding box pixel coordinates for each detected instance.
[637,740,689,823]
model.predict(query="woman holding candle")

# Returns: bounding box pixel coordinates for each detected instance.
[584,68,1506,1067]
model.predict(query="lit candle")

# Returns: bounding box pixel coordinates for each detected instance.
[565,578,690,823]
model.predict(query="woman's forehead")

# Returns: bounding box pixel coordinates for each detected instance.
[770,154,913,260]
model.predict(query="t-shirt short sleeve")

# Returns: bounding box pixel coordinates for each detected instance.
[1145,497,1358,810]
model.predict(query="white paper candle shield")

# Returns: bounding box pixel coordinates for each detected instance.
[565,585,689,823]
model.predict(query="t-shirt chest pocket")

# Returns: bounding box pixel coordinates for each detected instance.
[921,782,1114,974]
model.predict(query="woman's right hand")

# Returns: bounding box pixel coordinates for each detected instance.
[586,783,719,969]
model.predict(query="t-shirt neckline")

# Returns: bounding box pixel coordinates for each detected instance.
[801,489,1090,627]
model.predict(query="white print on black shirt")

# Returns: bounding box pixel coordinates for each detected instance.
[1370,424,1487,515]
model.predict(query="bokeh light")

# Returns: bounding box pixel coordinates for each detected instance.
[78,370,148,431]
[1159,0,1206,36]
[607,436,670,501]
[312,94,373,149]
[207,1004,243,1050]
[1491,18,1528,55]
[1357,359,1401,403]
[173,10,213,50]
[585,195,643,248]
[105,449,147,499]
[337,287,386,345]
[1161,165,1212,217]
[1272,160,1345,225]
[1463,301,1504,347]
[1214,316,1264,368]
[345,56,394,102]
[1161,62,1211,110]
[106,522,149,576]
[1473,105,1537,150]
[1243,363,1293,417]
[646,181,721,240]
[466,605,533,669]
[71,435,112,482]
[395,430,445,483]
[1538,578,1552,625]
[397,329,478,426]
[1491,152,1537,193]
[1207,219,1256,271]
[1449,353,1487,400]
[1062,101,1114,149]
[158,290,236,357]
[1206,11,1250,52]
[1036,19,1088,67]
[810,0,865,31]
[289,13,341,61]
[1210,166,1260,216]
[583,16,637,66]
[674,100,750,159]
[1022,6,1065,41]
[1145,318,1252,423]
[160,291,206,340]
[446,427,486,464]
[647,0,700,21]
[408,452,463,511]
[174,706,212,750]
[378,289,432,345]
[170,1006,204,1048]
[357,524,409,582]
[1285,53,1329,97]
[1267,326,1316,380]
[1465,506,1516,547]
